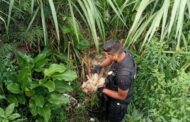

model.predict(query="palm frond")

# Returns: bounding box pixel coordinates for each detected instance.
[127,0,152,39]
[187,1,190,17]
[107,0,126,26]
[141,0,170,50]
[125,0,190,51]
[70,0,105,51]
[175,0,187,50]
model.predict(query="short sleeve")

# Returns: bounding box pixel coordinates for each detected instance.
[117,75,131,90]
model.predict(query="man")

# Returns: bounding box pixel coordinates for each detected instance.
[92,39,136,122]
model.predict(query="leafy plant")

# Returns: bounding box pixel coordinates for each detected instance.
[5,50,77,122]
[0,103,21,122]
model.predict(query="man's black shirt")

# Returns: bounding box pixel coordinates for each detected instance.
[106,52,135,104]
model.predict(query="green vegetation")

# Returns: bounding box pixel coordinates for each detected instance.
[0,0,190,121]
[0,103,22,122]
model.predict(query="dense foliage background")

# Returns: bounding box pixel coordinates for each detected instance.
[0,0,190,121]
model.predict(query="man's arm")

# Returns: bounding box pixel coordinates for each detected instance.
[102,88,129,100]
[100,56,112,67]
[101,75,131,100]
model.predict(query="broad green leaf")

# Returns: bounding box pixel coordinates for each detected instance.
[62,25,73,34]
[52,70,77,81]
[34,52,49,71]
[48,94,69,105]
[29,81,39,89]
[76,39,90,50]
[55,81,73,93]
[17,52,34,67]
[38,107,51,122]
[0,95,6,100]
[7,95,18,106]
[29,100,37,116]
[8,113,20,120]
[17,95,26,105]
[25,90,35,97]
[2,119,8,122]
[44,64,66,77]
[18,66,32,80]
[0,108,5,118]
[7,83,21,94]
[42,80,55,92]
[31,95,44,108]
[5,103,15,117]
[18,66,32,90]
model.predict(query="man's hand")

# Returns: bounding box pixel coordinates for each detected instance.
[91,65,102,74]
[96,77,105,87]
[96,77,106,93]
[97,86,105,93]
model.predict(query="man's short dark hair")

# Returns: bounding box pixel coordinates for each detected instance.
[103,39,123,55]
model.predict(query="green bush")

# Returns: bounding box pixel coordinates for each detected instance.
[1,50,77,122]
[132,40,190,121]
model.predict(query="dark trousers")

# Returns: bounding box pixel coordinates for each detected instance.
[107,101,127,122]
[98,94,127,122]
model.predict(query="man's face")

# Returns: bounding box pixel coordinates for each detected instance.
[104,52,116,61]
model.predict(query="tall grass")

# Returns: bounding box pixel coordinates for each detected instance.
[68,0,105,51]
[125,0,190,51]
[48,0,60,47]
[6,0,14,34]
[1,0,190,52]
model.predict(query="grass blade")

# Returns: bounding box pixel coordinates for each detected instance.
[68,0,79,42]
[48,0,60,47]
[26,6,40,32]
[181,33,188,51]
[187,0,190,17]
[161,0,169,40]
[141,12,162,50]
[0,15,7,31]
[176,0,187,50]
[77,0,100,50]
[88,0,105,39]
[40,0,48,46]
[7,0,15,33]
[128,15,154,46]
[31,0,35,13]
[167,0,180,35]
[107,0,126,26]
[70,1,88,25]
